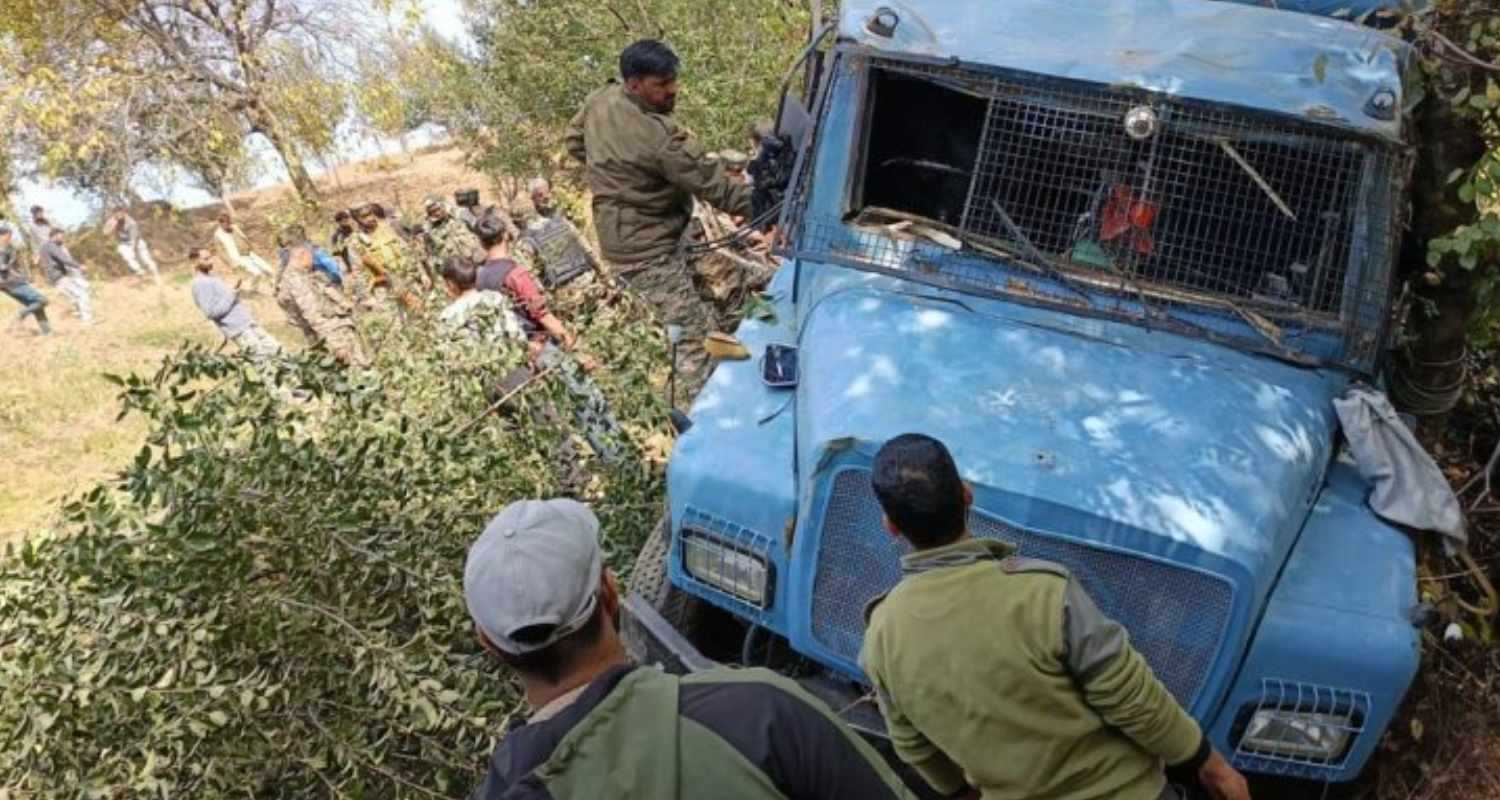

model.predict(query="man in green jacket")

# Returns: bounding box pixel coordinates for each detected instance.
[464,498,915,799]
[564,39,754,396]
[860,433,1252,800]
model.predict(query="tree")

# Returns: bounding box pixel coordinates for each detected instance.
[97,0,363,206]
[1392,2,1500,440]
[439,0,810,175]
[0,0,367,208]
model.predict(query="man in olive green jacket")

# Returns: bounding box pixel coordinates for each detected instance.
[564,39,754,396]
[860,433,1252,800]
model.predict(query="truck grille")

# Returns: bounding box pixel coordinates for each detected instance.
[784,55,1403,370]
[811,468,1234,707]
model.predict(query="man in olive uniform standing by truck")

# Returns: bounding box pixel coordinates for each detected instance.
[861,434,1252,800]
[565,39,753,395]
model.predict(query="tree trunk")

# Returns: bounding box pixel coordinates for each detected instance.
[251,106,321,207]
[1394,86,1488,448]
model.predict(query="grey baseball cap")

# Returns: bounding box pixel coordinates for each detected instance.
[464,499,603,655]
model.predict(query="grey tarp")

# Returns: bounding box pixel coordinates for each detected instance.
[1333,385,1467,555]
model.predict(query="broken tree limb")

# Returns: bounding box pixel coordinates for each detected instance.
[453,366,556,436]
[1217,138,1299,222]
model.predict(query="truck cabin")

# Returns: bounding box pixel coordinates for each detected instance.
[644,0,1421,789]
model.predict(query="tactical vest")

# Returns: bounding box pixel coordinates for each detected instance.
[523,216,591,288]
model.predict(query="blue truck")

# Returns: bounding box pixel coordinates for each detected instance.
[624,0,1420,788]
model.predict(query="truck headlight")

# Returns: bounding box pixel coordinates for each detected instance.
[1239,710,1354,762]
[682,532,771,608]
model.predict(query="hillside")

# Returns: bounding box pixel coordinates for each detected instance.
[0,146,497,542]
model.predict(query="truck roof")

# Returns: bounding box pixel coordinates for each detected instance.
[837,0,1409,142]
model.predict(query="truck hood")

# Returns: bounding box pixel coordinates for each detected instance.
[795,285,1346,588]
[838,0,1409,142]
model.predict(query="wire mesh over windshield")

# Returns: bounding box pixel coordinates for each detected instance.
[785,55,1406,371]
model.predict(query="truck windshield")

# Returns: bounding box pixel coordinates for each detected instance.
[824,60,1400,367]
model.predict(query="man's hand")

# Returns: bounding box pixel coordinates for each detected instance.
[1197,749,1250,800]
[575,352,601,373]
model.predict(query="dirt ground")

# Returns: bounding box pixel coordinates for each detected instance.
[0,146,497,544]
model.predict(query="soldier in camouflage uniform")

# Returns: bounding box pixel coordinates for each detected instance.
[514,179,606,291]
[438,257,624,465]
[276,243,368,367]
[565,39,754,397]
[351,204,426,313]
[422,195,487,280]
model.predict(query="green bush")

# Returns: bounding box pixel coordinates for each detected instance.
[0,287,672,797]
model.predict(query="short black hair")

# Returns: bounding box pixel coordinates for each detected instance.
[441,256,476,290]
[871,433,968,549]
[620,39,679,81]
[494,603,606,685]
[474,209,512,248]
[333,209,350,223]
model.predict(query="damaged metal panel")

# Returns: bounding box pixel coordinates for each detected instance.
[838,0,1410,143]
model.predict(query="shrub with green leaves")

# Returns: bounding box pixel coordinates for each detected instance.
[0,287,673,797]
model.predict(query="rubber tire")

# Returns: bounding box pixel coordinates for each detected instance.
[630,515,705,637]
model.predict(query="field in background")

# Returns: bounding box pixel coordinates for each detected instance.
[0,146,493,544]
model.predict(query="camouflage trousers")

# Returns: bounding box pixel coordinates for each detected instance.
[231,324,283,361]
[494,343,625,468]
[287,314,367,367]
[538,344,626,465]
[612,252,716,401]
[612,248,773,401]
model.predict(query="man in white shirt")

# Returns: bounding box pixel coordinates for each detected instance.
[213,213,273,290]
[105,208,161,283]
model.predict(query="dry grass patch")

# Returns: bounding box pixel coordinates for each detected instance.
[0,271,292,544]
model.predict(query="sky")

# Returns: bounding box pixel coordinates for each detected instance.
[11,0,472,231]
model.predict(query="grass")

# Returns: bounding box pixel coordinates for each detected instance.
[0,147,489,548]
[0,269,298,544]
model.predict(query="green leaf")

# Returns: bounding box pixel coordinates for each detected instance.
[1312,53,1329,84]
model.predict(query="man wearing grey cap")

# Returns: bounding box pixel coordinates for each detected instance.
[464,499,915,799]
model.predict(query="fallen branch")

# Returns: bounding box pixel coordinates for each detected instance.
[453,366,556,436]
[1428,27,1500,73]
[1217,138,1298,222]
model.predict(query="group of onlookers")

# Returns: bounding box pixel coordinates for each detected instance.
[184,179,610,374]
[0,205,125,335]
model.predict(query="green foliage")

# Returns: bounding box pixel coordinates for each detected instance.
[1399,2,1500,340]
[439,0,811,175]
[0,288,673,796]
